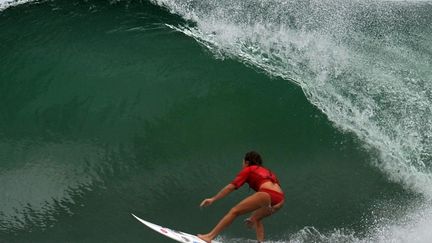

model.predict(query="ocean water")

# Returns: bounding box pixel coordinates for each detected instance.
[1,0,431,242]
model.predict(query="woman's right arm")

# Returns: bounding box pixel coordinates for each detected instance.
[200,184,236,207]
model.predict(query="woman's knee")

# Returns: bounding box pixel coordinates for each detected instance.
[228,208,240,217]
[228,206,248,217]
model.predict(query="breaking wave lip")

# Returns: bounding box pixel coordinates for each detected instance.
[0,0,33,11]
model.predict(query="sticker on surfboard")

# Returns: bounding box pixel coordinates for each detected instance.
[131,213,221,243]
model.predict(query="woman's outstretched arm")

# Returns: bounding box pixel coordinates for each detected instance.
[200,184,236,207]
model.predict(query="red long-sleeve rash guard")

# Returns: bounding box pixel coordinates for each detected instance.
[230,165,279,191]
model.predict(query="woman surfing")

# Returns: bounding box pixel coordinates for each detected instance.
[198,151,284,243]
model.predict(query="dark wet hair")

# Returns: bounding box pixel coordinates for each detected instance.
[244,151,263,166]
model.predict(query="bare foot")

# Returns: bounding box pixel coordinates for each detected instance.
[197,234,212,243]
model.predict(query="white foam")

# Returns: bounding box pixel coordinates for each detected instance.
[286,201,432,243]
[370,204,432,243]
[0,0,33,11]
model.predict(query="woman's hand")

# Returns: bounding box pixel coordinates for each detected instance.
[200,198,215,208]
[199,184,234,208]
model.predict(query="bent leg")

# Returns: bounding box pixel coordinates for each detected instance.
[198,192,270,242]
[244,206,271,229]
[248,200,284,242]
[248,206,272,241]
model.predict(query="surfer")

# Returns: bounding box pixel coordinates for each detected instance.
[198,151,284,243]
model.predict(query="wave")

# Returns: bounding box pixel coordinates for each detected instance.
[2,0,432,241]
[151,0,432,198]
[2,0,431,201]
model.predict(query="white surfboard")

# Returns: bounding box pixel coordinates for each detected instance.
[131,214,221,243]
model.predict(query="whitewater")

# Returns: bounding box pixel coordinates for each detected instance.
[0,0,33,11]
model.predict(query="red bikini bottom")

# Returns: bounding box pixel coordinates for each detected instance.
[259,188,285,206]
